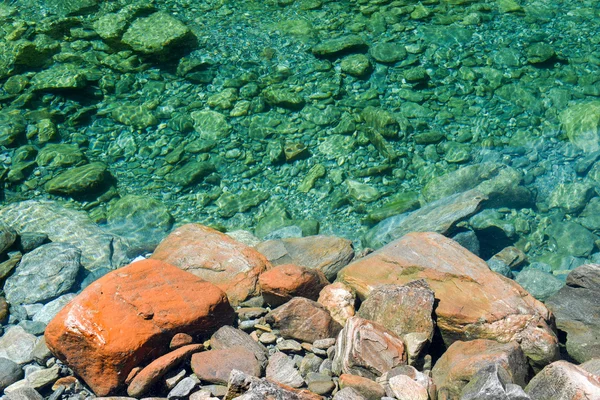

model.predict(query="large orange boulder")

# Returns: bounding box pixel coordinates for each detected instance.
[337,232,558,370]
[45,259,234,396]
[151,223,270,305]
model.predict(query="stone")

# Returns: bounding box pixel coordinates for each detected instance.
[0,357,23,391]
[0,326,37,365]
[298,164,326,193]
[255,235,354,281]
[369,42,407,64]
[45,162,111,197]
[547,182,596,214]
[216,191,270,218]
[0,221,16,254]
[312,35,367,58]
[338,374,386,400]
[225,369,322,400]
[526,42,555,64]
[31,64,87,90]
[259,264,329,307]
[168,376,199,398]
[170,333,193,350]
[111,105,158,129]
[191,347,261,385]
[333,388,367,400]
[263,88,306,110]
[210,326,268,368]
[431,339,529,399]
[190,110,231,141]
[4,387,43,400]
[346,180,380,203]
[460,363,530,400]
[4,243,80,305]
[560,101,600,152]
[378,366,435,400]
[333,317,406,380]
[340,54,371,78]
[30,337,52,365]
[357,280,434,362]
[388,374,428,400]
[266,297,342,343]
[44,0,97,16]
[525,361,600,399]
[151,224,270,305]
[127,344,203,397]
[364,192,420,225]
[266,352,305,388]
[546,221,596,258]
[581,358,600,376]
[166,161,216,187]
[545,264,600,363]
[24,364,60,389]
[32,294,76,325]
[0,296,9,323]
[364,189,486,249]
[317,282,356,326]
[515,269,563,301]
[121,12,194,57]
[36,144,84,168]
[338,232,559,370]
[106,195,174,255]
[45,259,234,396]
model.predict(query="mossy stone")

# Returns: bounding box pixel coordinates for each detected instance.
[298,164,326,193]
[318,135,356,160]
[361,106,399,139]
[560,101,600,153]
[45,162,110,196]
[121,12,195,57]
[526,42,555,64]
[0,110,25,147]
[370,42,407,64]
[262,87,305,110]
[546,221,596,258]
[547,182,595,214]
[191,110,231,141]
[166,161,216,186]
[111,105,158,129]
[365,191,420,224]
[36,144,84,168]
[31,63,86,90]
[346,179,380,203]
[217,190,270,218]
[44,0,98,16]
[311,35,368,58]
[340,54,372,78]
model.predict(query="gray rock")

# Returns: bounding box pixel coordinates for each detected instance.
[210,326,268,368]
[17,321,46,336]
[546,264,600,363]
[0,357,23,391]
[525,361,600,399]
[25,365,59,389]
[451,230,480,256]
[225,369,312,400]
[32,294,76,325]
[4,243,81,305]
[0,200,129,272]
[580,358,600,376]
[18,233,49,253]
[263,225,303,240]
[0,326,37,364]
[365,189,486,249]
[4,386,43,400]
[299,353,323,377]
[167,376,199,399]
[0,222,16,254]
[460,363,530,400]
[546,221,596,258]
[265,352,304,388]
[333,387,368,400]
[515,269,563,301]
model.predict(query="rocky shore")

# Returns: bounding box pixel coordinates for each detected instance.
[0,201,599,400]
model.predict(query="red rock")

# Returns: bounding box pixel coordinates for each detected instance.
[191,346,261,384]
[127,344,203,397]
[431,339,529,399]
[169,333,193,350]
[259,264,330,307]
[338,232,558,369]
[317,282,356,326]
[255,235,354,281]
[332,316,406,380]
[45,259,234,396]
[266,297,342,343]
[151,223,270,305]
[338,374,386,400]
[525,360,600,399]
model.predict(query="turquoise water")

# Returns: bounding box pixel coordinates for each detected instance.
[1,0,600,279]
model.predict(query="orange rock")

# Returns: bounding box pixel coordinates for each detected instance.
[127,344,203,397]
[45,259,234,396]
[338,374,386,400]
[317,282,356,326]
[338,232,558,369]
[525,360,600,399]
[431,339,529,398]
[259,264,330,307]
[191,346,261,384]
[169,333,193,350]
[151,224,270,305]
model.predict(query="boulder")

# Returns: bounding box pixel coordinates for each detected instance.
[191,347,261,385]
[255,235,354,281]
[4,243,80,305]
[259,264,329,307]
[151,223,270,305]
[431,339,529,399]
[460,363,530,400]
[317,282,356,326]
[332,316,407,380]
[545,264,600,363]
[338,232,559,369]
[0,200,129,272]
[45,259,234,396]
[266,297,342,343]
[44,162,111,197]
[525,361,600,399]
[210,326,268,368]
[357,280,434,363]
[225,369,323,400]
